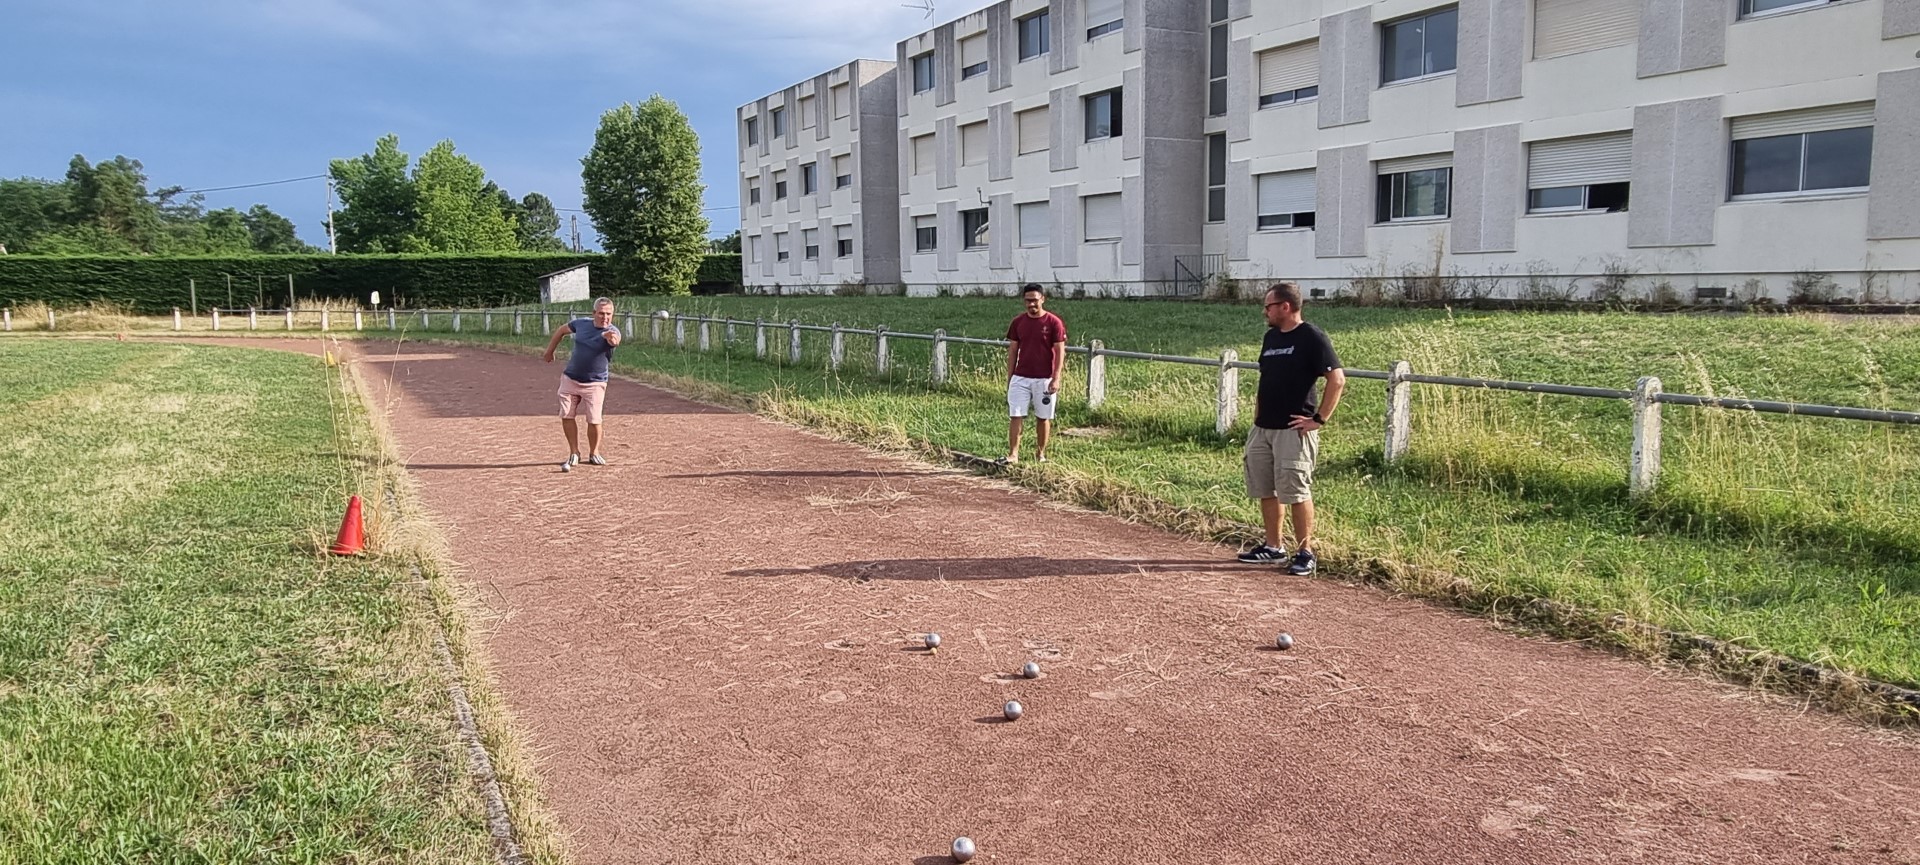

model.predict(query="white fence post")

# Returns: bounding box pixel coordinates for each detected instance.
[1216,350,1239,437]
[250,307,259,330]
[422,310,431,330]
[1384,360,1413,463]
[2,308,10,332]
[932,329,949,385]
[541,311,550,332]
[674,315,687,348]
[699,318,712,351]
[285,308,294,330]
[725,319,738,345]
[172,308,182,331]
[47,309,56,330]
[452,310,460,332]
[1631,376,1664,498]
[650,311,663,344]
[624,311,635,340]
[386,308,395,330]
[788,320,802,364]
[1087,340,1107,409]
[354,310,364,331]
[755,318,768,359]
[212,309,221,331]
[829,324,845,370]
[484,310,493,332]
[875,326,890,374]
[321,309,331,332]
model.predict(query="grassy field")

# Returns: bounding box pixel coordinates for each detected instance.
[427,296,1920,695]
[0,340,496,862]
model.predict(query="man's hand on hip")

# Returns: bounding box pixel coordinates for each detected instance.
[1286,414,1324,432]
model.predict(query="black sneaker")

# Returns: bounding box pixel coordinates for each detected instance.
[1285,549,1318,576]
[1237,544,1287,563]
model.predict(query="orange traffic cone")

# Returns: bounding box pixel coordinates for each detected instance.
[328,495,366,556]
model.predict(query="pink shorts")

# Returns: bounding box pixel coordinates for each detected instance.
[557,376,607,424]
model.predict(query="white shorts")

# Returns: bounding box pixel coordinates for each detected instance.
[1007,375,1057,420]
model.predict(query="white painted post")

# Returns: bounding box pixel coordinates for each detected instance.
[1630,376,1663,498]
[452,310,461,332]
[1087,340,1107,409]
[725,319,738,345]
[650,311,663,344]
[624,311,635,339]
[387,308,396,330]
[212,309,221,331]
[321,309,331,332]
[829,324,845,370]
[484,310,493,332]
[541,312,551,332]
[250,307,259,330]
[674,315,687,348]
[47,309,55,330]
[2,308,10,332]
[1216,349,1240,437]
[698,318,711,351]
[787,320,802,364]
[875,326,890,374]
[285,308,294,330]
[932,329,949,385]
[172,308,182,331]
[422,310,431,330]
[1384,360,1413,463]
[513,311,523,335]
[755,318,768,359]
[354,310,364,331]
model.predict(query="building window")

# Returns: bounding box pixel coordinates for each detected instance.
[961,34,989,79]
[914,214,938,252]
[773,170,787,200]
[803,228,819,260]
[1084,89,1122,142]
[1208,19,1229,117]
[771,106,787,136]
[1017,106,1050,154]
[1018,201,1049,248]
[748,184,761,205]
[962,208,990,249]
[1258,42,1319,108]
[1018,12,1050,60]
[836,225,853,258]
[775,232,789,262]
[1740,0,1837,18]
[1534,0,1638,59]
[1083,193,1122,242]
[961,121,989,167]
[832,83,851,118]
[1729,104,1875,198]
[1527,132,1632,213]
[799,95,816,130]
[746,116,759,145]
[1086,0,1122,39]
[746,235,760,263]
[912,53,936,93]
[1211,0,1229,21]
[801,162,818,195]
[1381,7,1458,85]
[833,154,852,189]
[1257,169,1318,230]
[1376,158,1452,221]
[912,134,935,176]
[1206,133,1227,223]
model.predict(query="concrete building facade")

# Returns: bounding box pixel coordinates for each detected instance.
[741,0,1920,301]
[738,59,903,293]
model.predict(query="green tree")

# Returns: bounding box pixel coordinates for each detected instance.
[713,229,741,253]
[581,95,709,293]
[65,155,165,251]
[329,134,417,253]
[402,141,518,253]
[242,205,309,253]
[199,208,255,254]
[0,178,70,252]
[517,192,566,251]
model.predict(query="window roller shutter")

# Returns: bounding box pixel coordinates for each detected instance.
[1258,43,1317,95]
[1257,171,1316,215]
[1731,102,1875,140]
[1083,194,1123,240]
[1086,0,1122,27]
[1528,133,1632,188]
[1377,153,1453,175]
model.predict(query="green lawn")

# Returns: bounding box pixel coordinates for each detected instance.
[0,341,490,863]
[435,297,1919,691]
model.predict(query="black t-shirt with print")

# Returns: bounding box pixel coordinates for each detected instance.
[1254,322,1341,430]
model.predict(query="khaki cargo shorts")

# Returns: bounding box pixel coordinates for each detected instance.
[1244,425,1318,503]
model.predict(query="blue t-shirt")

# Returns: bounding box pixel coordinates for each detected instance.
[564,318,617,383]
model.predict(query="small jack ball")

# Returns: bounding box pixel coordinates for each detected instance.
[951,836,977,862]
[1275,632,1294,650]
[1003,700,1024,721]
[925,633,942,650]
[1021,661,1041,679]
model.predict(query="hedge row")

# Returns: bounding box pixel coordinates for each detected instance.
[0,253,744,313]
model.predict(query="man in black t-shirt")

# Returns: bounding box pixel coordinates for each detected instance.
[1237,282,1345,576]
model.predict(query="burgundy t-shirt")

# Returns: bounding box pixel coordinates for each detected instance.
[1005,312,1067,379]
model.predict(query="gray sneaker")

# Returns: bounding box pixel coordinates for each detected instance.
[560,460,573,473]
[587,454,607,466]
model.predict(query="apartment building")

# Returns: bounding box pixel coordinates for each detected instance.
[737,59,902,292]
[740,0,1920,300]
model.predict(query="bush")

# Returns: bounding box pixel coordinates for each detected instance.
[0,252,744,313]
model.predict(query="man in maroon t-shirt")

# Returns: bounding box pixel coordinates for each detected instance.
[1001,283,1067,464]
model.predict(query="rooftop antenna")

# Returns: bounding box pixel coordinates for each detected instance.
[901,0,935,18]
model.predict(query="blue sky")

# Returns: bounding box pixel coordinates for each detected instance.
[0,0,943,249]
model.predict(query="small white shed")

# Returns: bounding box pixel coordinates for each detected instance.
[538,265,591,304]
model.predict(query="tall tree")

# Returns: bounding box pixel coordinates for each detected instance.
[517,192,566,251]
[65,155,164,251]
[581,96,709,293]
[0,178,69,252]
[403,140,518,253]
[329,134,417,253]
[243,205,307,253]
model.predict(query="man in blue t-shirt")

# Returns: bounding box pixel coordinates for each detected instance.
[1237,282,1345,576]
[542,297,622,473]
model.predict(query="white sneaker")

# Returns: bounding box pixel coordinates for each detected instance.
[560,460,573,473]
